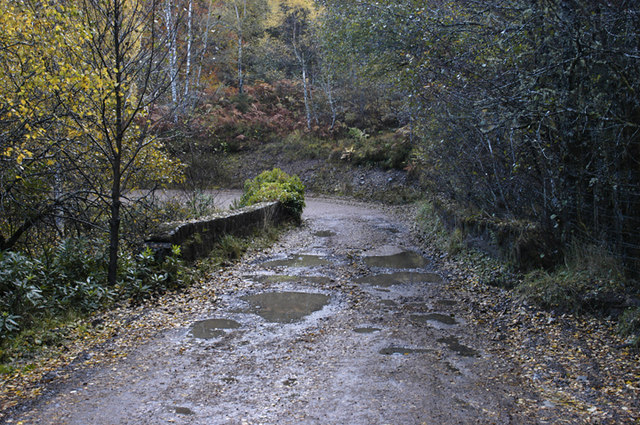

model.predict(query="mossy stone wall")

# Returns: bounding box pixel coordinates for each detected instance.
[146,202,293,261]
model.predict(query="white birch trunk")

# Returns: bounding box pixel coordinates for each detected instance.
[184,0,193,99]
[164,0,178,112]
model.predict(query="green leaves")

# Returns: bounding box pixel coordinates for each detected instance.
[239,168,306,218]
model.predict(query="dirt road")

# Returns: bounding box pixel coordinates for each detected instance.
[10,197,532,424]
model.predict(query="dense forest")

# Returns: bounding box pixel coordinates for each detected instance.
[1,0,639,345]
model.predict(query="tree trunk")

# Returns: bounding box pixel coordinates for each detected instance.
[195,0,215,93]
[164,0,178,113]
[184,0,193,99]
[301,61,311,129]
[237,35,244,94]
[108,0,124,286]
[234,1,245,94]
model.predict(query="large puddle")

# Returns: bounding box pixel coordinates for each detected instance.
[411,313,458,326]
[355,271,443,287]
[261,255,330,268]
[437,336,479,357]
[363,251,429,269]
[242,292,330,323]
[190,319,241,339]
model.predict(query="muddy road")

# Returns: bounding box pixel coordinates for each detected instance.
[11,197,532,424]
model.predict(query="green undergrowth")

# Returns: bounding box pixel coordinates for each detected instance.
[0,241,188,342]
[415,200,640,348]
[274,129,412,170]
[0,220,288,372]
[195,223,284,274]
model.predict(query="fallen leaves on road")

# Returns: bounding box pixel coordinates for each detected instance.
[437,251,640,424]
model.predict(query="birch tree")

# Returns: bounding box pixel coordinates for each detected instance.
[78,0,183,285]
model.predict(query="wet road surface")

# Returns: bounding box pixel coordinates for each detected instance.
[10,197,528,424]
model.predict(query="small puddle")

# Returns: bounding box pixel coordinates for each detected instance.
[436,299,457,307]
[190,319,241,339]
[242,292,330,323]
[380,347,432,355]
[411,313,458,326]
[174,407,194,415]
[353,327,381,334]
[437,336,479,357]
[262,255,329,268]
[379,299,397,308]
[313,230,335,237]
[355,272,442,287]
[246,275,327,284]
[282,377,297,386]
[363,251,429,269]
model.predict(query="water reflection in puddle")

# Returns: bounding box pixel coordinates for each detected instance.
[190,319,241,339]
[174,407,194,415]
[379,347,432,355]
[313,230,336,237]
[242,292,329,323]
[355,272,442,287]
[246,275,327,284]
[411,313,458,326]
[437,336,479,357]
[262,255,330,268]
[363,251,429,269]
[353,327,381,334]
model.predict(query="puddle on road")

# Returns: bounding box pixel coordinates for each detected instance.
[313,230,336,237]
[242,292,330,323]
[282,377,297,387]
[222,376,238,384]
[353,327,381,334]
[190,319,241,339]
[355,272,443,287]
[411,313,458,326]
[437,336,479,357]
[363,251,429,269]
[380,347,432,355]
[262,255,330,268]
[379,299,397,308]
[174,406,194,415]
[246,275,328,285]
[436,299,457,307]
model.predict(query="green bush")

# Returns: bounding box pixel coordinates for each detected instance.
[0,251,46,330]
[0,239,188,339]
[238,168,305,219]
[118,244,186,304]
[344,131,411,170]
[516,244,627,314]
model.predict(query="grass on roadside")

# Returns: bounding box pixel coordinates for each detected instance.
[415,199,640,348]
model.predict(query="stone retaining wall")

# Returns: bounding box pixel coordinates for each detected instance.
[146,202,293,261]
[432,199,560,271]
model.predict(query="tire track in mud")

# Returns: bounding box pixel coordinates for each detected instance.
[10,197,530,424]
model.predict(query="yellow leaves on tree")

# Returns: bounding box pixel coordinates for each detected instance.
[0,0,93,165]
